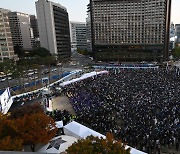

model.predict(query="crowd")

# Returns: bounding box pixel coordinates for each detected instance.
[63,67,180,153]
[47,109,76,125]
[9,91,42,111]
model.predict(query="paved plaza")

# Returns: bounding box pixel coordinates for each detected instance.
[52,96,76,115]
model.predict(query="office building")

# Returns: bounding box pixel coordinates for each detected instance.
[8,12,33,50]
[0,8,17,62]
[175,24,180,43]
[36,0,71,58]
[70,21,87,51]
[90,0,171,61]
[169,23,176,50]
[30,15,40,48]
[86,5,92,52]
[30,15,39,39]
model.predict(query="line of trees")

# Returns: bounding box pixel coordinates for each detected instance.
[0,47,69,93]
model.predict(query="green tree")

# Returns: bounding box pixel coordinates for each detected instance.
[0,59,15,88]
[57,56,68,79]
[11,65,25,89]
[20,59,31,86]
[66,133,131,154]
[172,47,180,59]
[30,47,51,57]
[43,55,56,82]
[14,45,25,58]
[32,56,44,86]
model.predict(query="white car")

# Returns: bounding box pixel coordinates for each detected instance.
[0,78,6,82]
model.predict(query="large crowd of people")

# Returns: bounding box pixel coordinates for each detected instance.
[63,67,180,153]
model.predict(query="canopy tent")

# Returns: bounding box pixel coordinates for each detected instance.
[0,87,13,114]
[64,121,106,139]
[60,71,108,87]
[63,121,146,154]
[37,135,77,153]
[55,121,63,128]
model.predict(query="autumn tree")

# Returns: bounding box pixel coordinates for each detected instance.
[16,112,57,152]
[66,133,131,154]
[0,136,23,151]
[0,104,57,152]
[0,113,23,151]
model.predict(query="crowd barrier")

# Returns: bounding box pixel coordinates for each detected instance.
[0,72,71,95]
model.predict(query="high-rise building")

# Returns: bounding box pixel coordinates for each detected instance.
[86,4,92,52]
[36,0,71,58]
[90,0,171,61]
[169,23,176,50]
[175,24,180,43]
[70,21,87,51]
[8,12,33,50]
[0,8,17,62]
[30,15,39,39]
[30,15,40,48]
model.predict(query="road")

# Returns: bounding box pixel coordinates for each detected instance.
[0,51,94,91]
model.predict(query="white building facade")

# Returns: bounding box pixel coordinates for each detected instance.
[36,0,71,58]
[70,21,87,51]
[0,8,17,62]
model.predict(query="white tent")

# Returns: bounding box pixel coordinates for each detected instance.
[37,135,77,153]
[0,87,13,114]
[64,121,106,139]
[60,71,108,87]
[55,121,63,128]
[63,121,146,154]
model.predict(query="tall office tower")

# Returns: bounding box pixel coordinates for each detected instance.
[175,24,180,43]
[30,15,40,48]
[0,8,17,62]
[169,23,176,50]
[8,12,33,50]
[30,15,39,39]
[90,0,171,61]
[86,4,92,52]
[70,21,87,51]
[36,0,71,58]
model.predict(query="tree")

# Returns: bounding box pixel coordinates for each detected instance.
[11,64,25,89]
[43,56,56,82]
[172,47,180,59]
[16,112,57,152]
[32,56,44,86]
[0,59,15,88]
[14,45,25,58]
[66,133,131,154]
[0,106,57,152]
[30,47,51,57]
[0,136,23,151]
[0,113,23,151]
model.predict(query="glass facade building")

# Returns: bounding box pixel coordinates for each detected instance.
[36,0,71,58]
[90,0,171,61]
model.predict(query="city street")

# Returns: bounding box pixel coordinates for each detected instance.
[0,51,94,91]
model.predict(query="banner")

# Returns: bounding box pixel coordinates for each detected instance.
[0,87,13,114]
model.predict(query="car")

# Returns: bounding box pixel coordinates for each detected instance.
[42,70,49,75]
[52,68,57,72]
[0,78,6,82]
